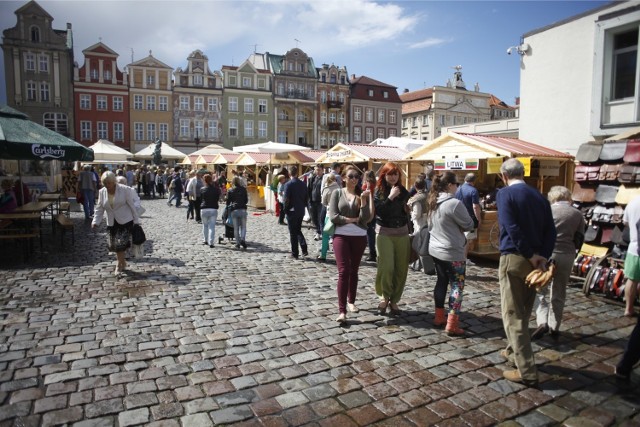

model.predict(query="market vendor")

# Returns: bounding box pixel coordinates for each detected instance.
[455,173,482,262]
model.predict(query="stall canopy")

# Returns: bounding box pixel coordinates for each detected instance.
[212,153,240,166]
[231,152,272,166]
[232,141,310,154]
[190,143,233,156]
[404,132,573,161]
[370,136,426,152]
[195,154,217,170]
[134,141,186,160]
[315,143,408,165]
[178,154,199,166]
[0,105,94,161]
[87,139,133,163]
[292,150,326,164]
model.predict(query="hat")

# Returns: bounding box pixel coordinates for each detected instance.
[197,168,208,175]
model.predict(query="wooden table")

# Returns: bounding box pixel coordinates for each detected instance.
[38,193,64,216]
[14,201,54,231]
[0,212,42,254]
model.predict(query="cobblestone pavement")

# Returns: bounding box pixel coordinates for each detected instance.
[0,197,639,427]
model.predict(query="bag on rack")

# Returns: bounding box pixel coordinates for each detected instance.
[576,142,603,164]
[598,164,622,182]
[601,225,616,244]
[584,224,600,243]
[615,184,640,205]
[600,140,628,162]
[574,165,601,183]
[572,183,597,203]
[595,185,619,205]
[612,205,625,223]
[623,139,640,164]
[618,165,640,184]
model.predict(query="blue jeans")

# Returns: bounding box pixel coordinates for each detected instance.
[168,191,182,207]
[82,189,95,218]
[201,208,218,245]
[231,209,247,244]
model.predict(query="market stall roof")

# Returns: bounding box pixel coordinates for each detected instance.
[178,154,199,165]
[211,153,240,165]
[134,142,186,160]
[370,136,426,152]
[404,132,573,161]
[230,152,272,166]
[314,143,409,164]
[190,144,233,156]
[195,154,217,165]
[87,139,133,162]
[291,150,326,164]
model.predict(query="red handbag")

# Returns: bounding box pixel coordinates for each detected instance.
[76,191,84,204]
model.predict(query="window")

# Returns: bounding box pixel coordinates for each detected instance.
[146,96,156,111]
[389,110,396,124]
[278,130,288,143]
[277,83,284,96]
[258,78,266,89]
[113,122,124,141]
[25,53,35,72]
[320,91,326,103]
[104,70,112,81]
[97,122,108,139]
[329,112,336,123]
[30,26,40,42]
[159,123,168,141]
[244,98,254,113]
[320,134,327,146]
[208,98,218,112]
[377,128,385,139]
[43,113,68,134]
[412,117,417,127]
[329,135,336,146]
[113,96,123,111]
[159,96,168,111]
[365,108,374,122]
[97,95,107,111]
[339,92,345,104]
[194,97,204,111]
[228,75,236,86]
[368,89,374,97]
[208,120,218,139]
[81,121,92,140]
[90,69,99,80]
[320,111,327,125]
[612,28,638,100]
[134,122,144,140]
[258,99,267,113]
[279,110,289,120]
[180,96,189,110]
[354,107,362,121]
[147,123,156,140]
[330,74,337,84]
[330,91,336,101]
[439,115,446,126]
[194,121,204,139]
[229,97,238,112]
[229,119,238,137]
[38,54,48,73]
[365,128,373,142]
[80,94,91,110]
[389,128,397,137]
[147,74,155,86]
[258,121,267,138]
[423,114,429,125]
[339,113,345,126]
[339,134,346,143]
[298,111,308,121]
[354,127,361,142]
[40,82,49,102]
[242,76,252,87]
[402,118,408,128]
[134,95,143,110]
[378,109,385,123]
[244,120,254,138]
[383,91,389,99]
[193,74,203,86]
[180,119,190,137]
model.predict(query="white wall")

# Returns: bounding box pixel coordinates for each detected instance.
[519,2,634,155]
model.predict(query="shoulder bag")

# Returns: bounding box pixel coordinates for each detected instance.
[576,143,603,164]
[600,140,628,162]
[323,189,342,236]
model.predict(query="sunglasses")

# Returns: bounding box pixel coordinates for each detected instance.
[347,174,359,179]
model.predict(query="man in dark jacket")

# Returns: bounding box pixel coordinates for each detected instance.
[497,158,556,387]
[167,167,183,207]
[308,165,324,240]
[283,166,309,259]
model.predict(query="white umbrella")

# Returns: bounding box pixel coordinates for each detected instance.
[87,139,133,162]
[134,142,186,160]
[232,141,311,154]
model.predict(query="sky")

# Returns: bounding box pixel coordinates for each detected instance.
[0,0,610,106]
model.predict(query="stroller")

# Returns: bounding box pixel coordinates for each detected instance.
[218,205,235,244]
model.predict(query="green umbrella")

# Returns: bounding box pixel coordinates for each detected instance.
[0,105,94,161]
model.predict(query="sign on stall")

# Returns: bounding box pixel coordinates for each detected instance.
[326,150,351,159]
[487,157,504,174]
[538,160,560,177]
[516,157,532,176]
[434,158,479,170]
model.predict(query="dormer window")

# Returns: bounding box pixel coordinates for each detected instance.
[330,74,336,83]
[193,74,203,86]
[90,69,99,80]
[368,89,374,97]
[147,75,155,86]
[30,26,40,42]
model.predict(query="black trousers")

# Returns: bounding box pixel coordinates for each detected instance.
[286,213,307,257]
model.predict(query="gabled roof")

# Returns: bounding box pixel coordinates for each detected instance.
[128,53,173,69]
[489,94,515,109]
[267,49,318,78]
[16,1,52,20]
[212,153,241,164]
[403,98,433,114]
[82,42,119,57]
[315,143,408,164]
[231,152,272,166]
[405,132,573,160]
[351,76,397,89]
[290,150,326,163]
[400,88,433,103]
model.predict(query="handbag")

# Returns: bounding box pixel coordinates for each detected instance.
[615,184,640,205]
[576,143,603,164]
[623,139,640,164]
[108,227,130,252]
[572,183,597,203]
[600,140,627,162]
[132,224,146,245]
[323,214,335,236]
[226,214,233,226]
[76,191,84,204]
[595,185,618,205]
[574,165,601,183]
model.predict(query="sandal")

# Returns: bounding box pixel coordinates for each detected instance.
[378,299,389,315]
[389,302,401,316]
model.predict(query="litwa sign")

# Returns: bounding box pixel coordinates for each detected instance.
[32,144,66,159]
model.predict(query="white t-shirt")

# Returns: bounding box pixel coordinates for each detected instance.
[624,195,640,256]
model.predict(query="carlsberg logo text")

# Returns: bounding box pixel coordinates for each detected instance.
[32,145,65,159]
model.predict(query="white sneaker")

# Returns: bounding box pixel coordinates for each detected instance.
[466,259,475,266]
[313,234,321,241]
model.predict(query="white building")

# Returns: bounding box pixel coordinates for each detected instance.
[519,1,640,155]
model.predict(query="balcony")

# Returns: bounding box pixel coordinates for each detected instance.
[328,123,341,131]
[327,100,343,109]
[279,90,313,100]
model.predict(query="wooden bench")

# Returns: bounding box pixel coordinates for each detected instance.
[59,201,70,216]
[0,229,39,259]
[56,214,74,246]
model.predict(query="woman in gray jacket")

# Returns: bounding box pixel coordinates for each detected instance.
[329,165,373,322]
[427,171,474,335]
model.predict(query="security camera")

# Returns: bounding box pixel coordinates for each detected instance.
[506,46,516,55]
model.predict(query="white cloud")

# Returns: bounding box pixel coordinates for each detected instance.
[408,37,448,49]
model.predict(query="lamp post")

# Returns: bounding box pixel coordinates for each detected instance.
[194,129,200,153]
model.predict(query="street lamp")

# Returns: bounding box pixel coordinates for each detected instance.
[194,129,200,152]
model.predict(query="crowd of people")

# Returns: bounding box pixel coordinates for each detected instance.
[84,159,639,387]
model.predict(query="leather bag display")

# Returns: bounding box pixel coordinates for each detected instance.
[595,185,619,204]
[623,139,640,164]
[592,205,614,223]
[574,165,601,183]
[572,182,597,203]
[584,224,600,243]
[576,142,603,164]
[600,140,628,162]
[615,184,640,205]
[598,164,621,182]
[618,164,639,184]
[601,225,615,244]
